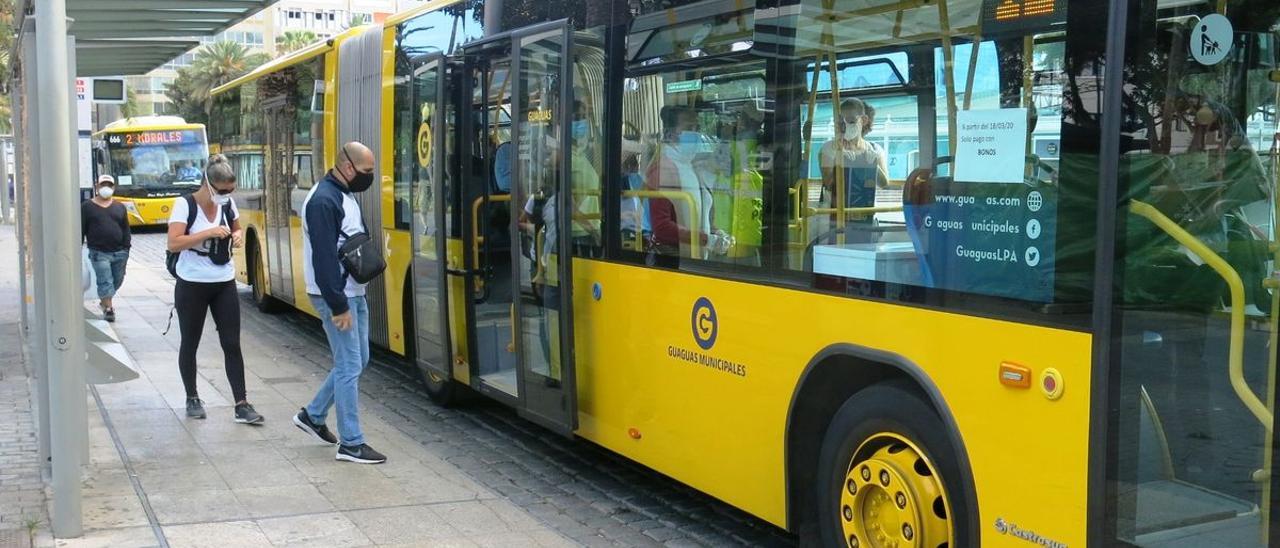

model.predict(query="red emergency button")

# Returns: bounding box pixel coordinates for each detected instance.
[1040,368,1064,400]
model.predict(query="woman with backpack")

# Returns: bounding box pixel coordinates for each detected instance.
[165,154,263,425]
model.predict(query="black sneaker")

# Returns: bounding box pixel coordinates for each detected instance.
[292,409,337,444]
[336,443,387,464]
[103,308,116,323]
[234,403,265,425]
[186,397,206,419]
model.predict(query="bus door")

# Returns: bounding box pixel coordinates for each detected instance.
[457,35,520,401]
[262,97,296,304]
[1104,6,1280,545]
[408,54,453,387]
[453,21,580,433]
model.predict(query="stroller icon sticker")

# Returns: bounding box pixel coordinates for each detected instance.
[1191,14,1233,66]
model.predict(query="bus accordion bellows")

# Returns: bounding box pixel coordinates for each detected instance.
[91,115,209,226]
[209,0,1280,546]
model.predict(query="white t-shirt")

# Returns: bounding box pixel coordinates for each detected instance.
[168,196,239,283]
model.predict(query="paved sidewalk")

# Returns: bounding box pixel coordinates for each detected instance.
[2,223,574,548]
[0,226,48,548]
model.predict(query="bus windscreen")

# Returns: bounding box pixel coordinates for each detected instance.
[105,130,208,195]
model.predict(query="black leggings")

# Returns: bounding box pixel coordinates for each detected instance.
[175,279,246,403]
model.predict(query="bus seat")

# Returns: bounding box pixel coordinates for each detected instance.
[901,168,940,288]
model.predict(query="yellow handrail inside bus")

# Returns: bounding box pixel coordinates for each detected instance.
[1130,200,1272,432]
[471,194,513,269]
[622,189,700,257]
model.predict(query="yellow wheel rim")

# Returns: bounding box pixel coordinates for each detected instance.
[839,433,951,548]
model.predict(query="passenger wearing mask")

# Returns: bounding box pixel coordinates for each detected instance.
[82,174,131,322]
[819,98,889,243]
[646,105,732,258]
[293,142,387,464]
[166,155,261,424]
[569,100,602,254]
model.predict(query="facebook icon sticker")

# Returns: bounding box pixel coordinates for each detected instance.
[691,297,718,351]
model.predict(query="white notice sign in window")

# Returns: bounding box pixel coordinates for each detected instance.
[953,108,1029,184]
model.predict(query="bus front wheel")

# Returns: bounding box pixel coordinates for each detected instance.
[815,382,970,548]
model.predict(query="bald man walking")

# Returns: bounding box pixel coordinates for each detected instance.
[293,142,387,464]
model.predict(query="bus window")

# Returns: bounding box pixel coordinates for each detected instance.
[770,0,1074,305]
[619,61,769,265]
[569,29,607,258]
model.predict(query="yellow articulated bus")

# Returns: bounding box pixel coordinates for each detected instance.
[91,116,209,226]
[212,0,1280,545]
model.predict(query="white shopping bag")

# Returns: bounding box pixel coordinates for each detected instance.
[82,247,98,302]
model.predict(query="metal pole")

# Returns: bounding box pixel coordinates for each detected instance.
[35,0,86,536]
[20,20,53,477]
[483,0,503,36]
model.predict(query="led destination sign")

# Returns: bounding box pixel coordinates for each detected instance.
[981,0,1067,34]
[106,130,203,148]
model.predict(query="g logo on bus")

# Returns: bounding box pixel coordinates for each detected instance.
[691,297,717,350]
[417,121,433,168]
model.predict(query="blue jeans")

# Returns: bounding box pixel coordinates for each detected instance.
[89,249,129,299]
[306,295,370,446]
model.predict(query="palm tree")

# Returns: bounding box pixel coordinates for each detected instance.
[276,30,317,55]
[185,40,270,116]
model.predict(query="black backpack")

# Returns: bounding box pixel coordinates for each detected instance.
[166,195,232,279]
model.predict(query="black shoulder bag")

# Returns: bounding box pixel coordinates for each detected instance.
[339,220,386,284]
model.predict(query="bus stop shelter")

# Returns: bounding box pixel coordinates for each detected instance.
[9,0,272,537]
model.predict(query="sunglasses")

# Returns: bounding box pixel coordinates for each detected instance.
[205,175,236,195]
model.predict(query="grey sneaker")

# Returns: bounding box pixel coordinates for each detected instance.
[292,409,337,444]
[186,397,206,419]
[234,403,264,425]
[336,443,386,464]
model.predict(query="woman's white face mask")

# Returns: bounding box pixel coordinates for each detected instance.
[206,177,233,206]
[842,117,863,140]
[97,186,114,199]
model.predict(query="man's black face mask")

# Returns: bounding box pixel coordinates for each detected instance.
[342,148,374,193]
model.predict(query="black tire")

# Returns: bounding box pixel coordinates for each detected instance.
[249,239,283,314]
[815,382,974,548]
[420,366,459,406]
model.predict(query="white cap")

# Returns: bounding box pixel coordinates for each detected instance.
[96,174,115,185]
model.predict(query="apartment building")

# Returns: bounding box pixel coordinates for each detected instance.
[129,0,418,115]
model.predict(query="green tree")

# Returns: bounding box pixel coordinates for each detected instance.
[276,30,317,55]
[164,40,269,123]
[164,67,205,123]
[119,88,141,119]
